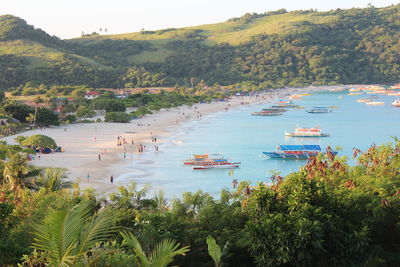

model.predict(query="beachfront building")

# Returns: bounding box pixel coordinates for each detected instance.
[84,91,103,100]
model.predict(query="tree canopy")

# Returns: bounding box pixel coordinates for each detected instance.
[21,134,57,149]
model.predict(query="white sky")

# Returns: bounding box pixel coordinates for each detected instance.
[1,0,397,39]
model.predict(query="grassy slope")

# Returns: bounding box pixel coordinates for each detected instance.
[70,11,338,64]
[2,6,395,67]
[81,11,337,44]
[0,39,103,68]
[0,40,62,67]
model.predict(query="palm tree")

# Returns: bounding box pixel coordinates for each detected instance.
[26,113,36,127]
[34,168,72,193]
[31,201,120,266]
[33,96,43,126]
[154,190,169,212]
[1,152,29,194]
[121,231,189,267]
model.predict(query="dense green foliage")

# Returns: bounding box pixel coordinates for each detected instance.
[35,108,59,126]
[1,101,59,126]
[20,134,57,149]
[92,97,126,112]
[1,140,400,266]
[75,105,96,118]
[104,112,132,123]
[0,5,399,90]
[122,66,166,88]
[3,101,33,123]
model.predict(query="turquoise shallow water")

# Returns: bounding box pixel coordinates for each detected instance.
[120,90,400,198]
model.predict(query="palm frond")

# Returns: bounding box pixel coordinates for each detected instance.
[121,231,150,267]
[31,201,105,266]
[150,238,190,267]
[35,168,72,192]
[154,190,169,212]
[32,208,80,266]
[78,204,120,254]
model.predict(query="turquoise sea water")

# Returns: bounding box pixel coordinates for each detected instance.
[120,90,400,198]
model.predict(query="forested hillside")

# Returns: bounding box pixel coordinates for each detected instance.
[0,4,399,90]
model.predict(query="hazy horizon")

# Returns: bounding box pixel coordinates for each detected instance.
[2,0,398,39]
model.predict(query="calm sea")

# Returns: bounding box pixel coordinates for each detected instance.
[119,90,400,198]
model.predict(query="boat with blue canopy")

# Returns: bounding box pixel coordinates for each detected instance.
[263,145,337,159]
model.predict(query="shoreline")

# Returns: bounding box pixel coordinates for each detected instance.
[1,86,346,196]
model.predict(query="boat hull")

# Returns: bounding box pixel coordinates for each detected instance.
[285,133,329,137]
[251,112,283,116]
[263,152,314,160]
[365,102,384,105]
[306,111,330,114]
[263,151,337,160]
[193,164,240,169]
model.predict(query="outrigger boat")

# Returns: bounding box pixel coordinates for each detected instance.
[263,145,337,160]
[392,99,400,107]
[285,126,329,137]
[277,99,292,104]
[251,111,283,116]
[357,98,371,103]
[262,108,287,112]
[288,95,302,100]
[365,101,384,105]
[305,107,332,113]
[183,154,227,165]
[348,92,362,96]
[184,154,241,168]
[357,95,379,102]
[193,163,240,170]
[252,107,286,116]
[271,104,299,108]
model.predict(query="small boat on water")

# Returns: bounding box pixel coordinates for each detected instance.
[183,154,227,165]
[277,99,292,104]
[348,92,362,96]
[262,108,287,112]
[184,154,241,169]
[263,145,337,160]
[251,111,283,116]
[298,93,312,96]
[365,101,384,105]
[270,104,299,108]
[285,126,329,137]
[392,99,400,107]
[305,107,332,113]
[338,95,343,99]
[193,163,240,170]
[288,95,302,100]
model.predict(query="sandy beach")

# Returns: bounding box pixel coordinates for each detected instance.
[1,87,338,196]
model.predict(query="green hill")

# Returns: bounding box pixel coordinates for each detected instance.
[0,4,399,90]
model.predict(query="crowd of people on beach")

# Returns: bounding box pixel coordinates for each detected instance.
[117,136,131,146]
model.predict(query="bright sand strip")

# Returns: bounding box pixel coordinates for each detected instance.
[1,87,333,195]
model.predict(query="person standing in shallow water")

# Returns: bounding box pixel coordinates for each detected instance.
[110,175,114,183]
